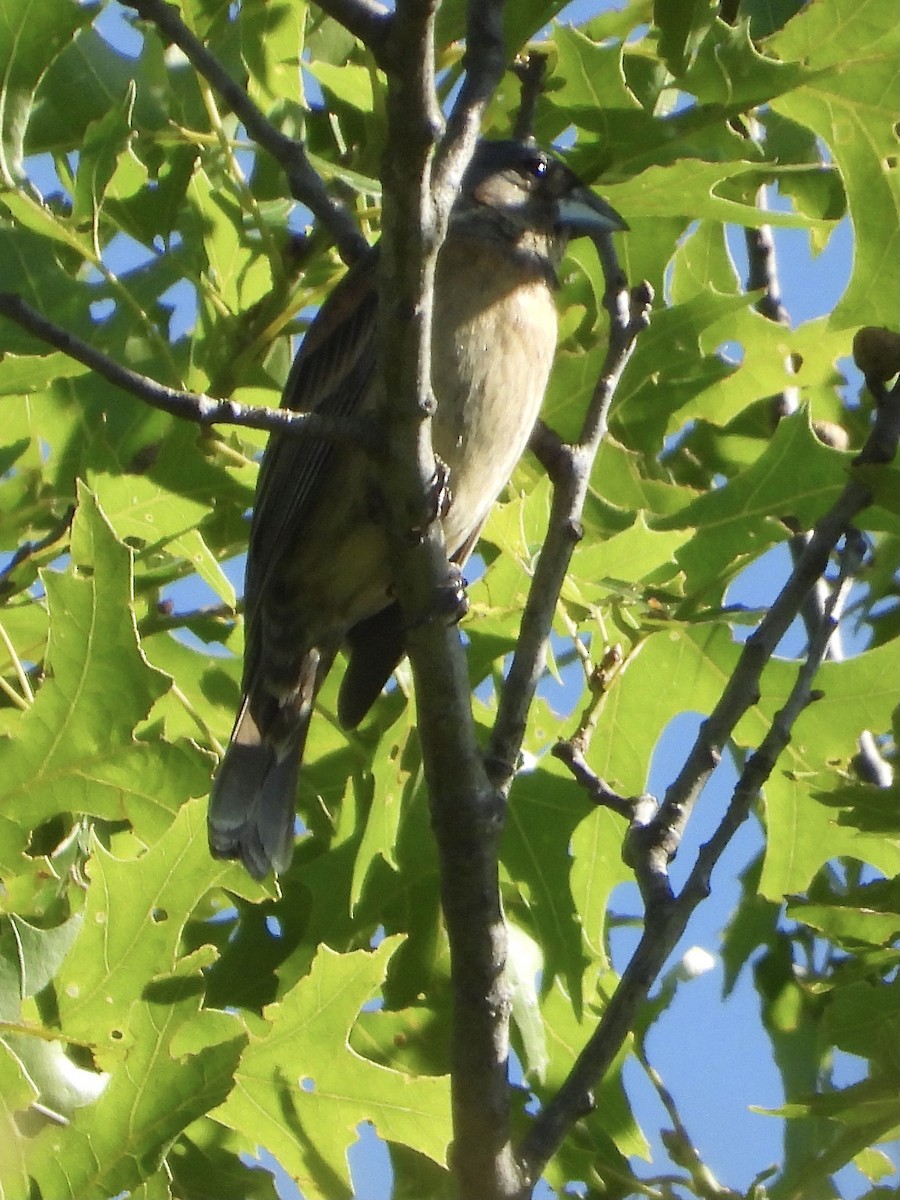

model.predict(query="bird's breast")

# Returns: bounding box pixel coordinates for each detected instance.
[431,244,558,553]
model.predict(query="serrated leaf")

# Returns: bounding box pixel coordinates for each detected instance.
[503,759,594,996]
[24,955,246,1200]
[212,939,450,1198]
[661,411,851,590]
[768,0,900,328]
[56,799,266,1048]
[0,486,211,865]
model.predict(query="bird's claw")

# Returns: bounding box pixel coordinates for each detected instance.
[438,564,469,624]
[404,564,469,630]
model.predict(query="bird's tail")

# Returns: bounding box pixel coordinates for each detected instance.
[208,698,308,880]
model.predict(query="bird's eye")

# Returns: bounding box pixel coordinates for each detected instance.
[523,154,549,180]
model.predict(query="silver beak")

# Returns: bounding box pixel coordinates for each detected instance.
[557,186,628,236]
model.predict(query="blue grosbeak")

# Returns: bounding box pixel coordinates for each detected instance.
[209,140,627,879]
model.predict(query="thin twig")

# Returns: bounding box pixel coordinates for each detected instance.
[512,52,548,142]
[487,271,653,790]
[551,741,649,822]
[0,293,372,445]
[123,0,368,263]
[0,508,74,597]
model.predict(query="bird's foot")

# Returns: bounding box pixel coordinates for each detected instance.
[435,563,469,624]
[403,563,469,630]
[408,459,452,541]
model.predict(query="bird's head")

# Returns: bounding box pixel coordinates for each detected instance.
[455,140,627,253]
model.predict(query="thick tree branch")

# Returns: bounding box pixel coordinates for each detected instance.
[487,265,653,791]
[0,293,372,445]
[123,0,368,264]
[376,2,518,1197]
[517,501,883,1184]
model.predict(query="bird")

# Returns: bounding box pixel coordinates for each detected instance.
[208,139,627,879]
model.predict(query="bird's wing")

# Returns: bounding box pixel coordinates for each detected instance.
[245,249,379,610]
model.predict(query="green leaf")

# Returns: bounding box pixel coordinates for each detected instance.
[0,1039,38,1196]
[240,0,305,109]
[758,643,900,896]
[602,159,832,229]
[655,0,716,76]
[0,486,210,865]
[787,882,900,949]
[660,411,851,591]
[89,470,213,555]
[569,806,633,973]
[583,622,741,795]
[212,939,450,1198]
[55,800,265,1048]
[27,24,172,156]
[0,351,88,395]
[71,82,136,224]
[680,17,807,108]
[568,514,692,597]
[0,0,92,183]
[25,953,247,1200]
[502,756,594,996]
[823,980,900,1065]
[537,978,648,1165]
[768,0,900,329]
[505,921,548,1082]
[8,912,82,998]
[169,1117,280,1200]
[306,61,378,113]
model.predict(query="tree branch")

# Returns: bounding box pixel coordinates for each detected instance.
[0,293,373,445]
[627,381,899,901]
[487,264,653,791]
[123,0,368,264]
[517,498,881,1184]
[433,0,507,205]
[376,2,519,1196]
[511,52,549,142]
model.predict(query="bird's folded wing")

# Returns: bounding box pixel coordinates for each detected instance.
[246,250,380,605]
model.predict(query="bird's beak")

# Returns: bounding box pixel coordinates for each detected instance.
[557,186,628,236]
